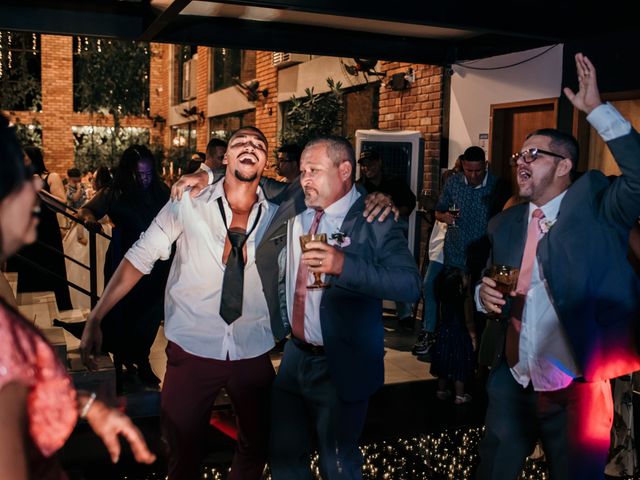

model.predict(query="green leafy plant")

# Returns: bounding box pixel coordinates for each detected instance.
[73,37,151,163]
[280,78,344,149]
[72,125,150,172]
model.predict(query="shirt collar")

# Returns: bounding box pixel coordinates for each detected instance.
[463,171,489,189]
[210,176,269,208]
[528,190,567,222]
[303,184,360,219]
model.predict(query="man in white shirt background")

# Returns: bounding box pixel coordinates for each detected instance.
[475,54,640,479]
[81,127,277,480]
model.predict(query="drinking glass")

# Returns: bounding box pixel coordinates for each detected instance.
[299,233,330,289]
[448,202,461,227]
[488,264,519,295]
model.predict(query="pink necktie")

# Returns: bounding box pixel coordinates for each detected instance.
[291,210,324,341]
[505,208,545,368]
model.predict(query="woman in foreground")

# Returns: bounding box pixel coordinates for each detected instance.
[0,115,156,479]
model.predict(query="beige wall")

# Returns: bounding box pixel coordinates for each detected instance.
[448,45,564,167]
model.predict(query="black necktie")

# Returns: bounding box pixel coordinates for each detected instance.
[217,197,262,324]
[220,228,247,324]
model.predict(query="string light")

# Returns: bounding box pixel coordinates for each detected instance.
[1,31,4,78]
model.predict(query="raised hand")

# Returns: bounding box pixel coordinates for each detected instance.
[563,53,603,115]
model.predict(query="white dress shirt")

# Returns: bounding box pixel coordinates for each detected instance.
[510,192,581,391]
[125,179,277,360]
[285,185,361,345]
[474,101,632,390]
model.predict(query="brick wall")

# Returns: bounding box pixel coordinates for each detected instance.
[195,46,210,152]
[149,43,170,150]
[40,35,74,173]
[378,61,443,196]
[254,51,278,156]
[7,35,162,176]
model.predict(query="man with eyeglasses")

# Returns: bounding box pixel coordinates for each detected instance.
[276,143,302,183]
[475,54,640,479]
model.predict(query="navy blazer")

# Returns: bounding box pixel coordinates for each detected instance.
[256,184,421,401]
[486,129,640,381]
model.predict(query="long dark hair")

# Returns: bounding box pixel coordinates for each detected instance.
[111,145,159,196]
[94,166,112,192]
[0,115,28,203]
[23,146,47,175]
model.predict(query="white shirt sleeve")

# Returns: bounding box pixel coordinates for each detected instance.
[125,199,183,275]
[587,102,632,142]
[474,282,489,314]
[199,163,214,185]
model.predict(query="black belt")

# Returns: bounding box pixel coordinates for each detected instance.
[291,337,325,355]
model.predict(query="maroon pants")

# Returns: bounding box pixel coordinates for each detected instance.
[161,342,275,480]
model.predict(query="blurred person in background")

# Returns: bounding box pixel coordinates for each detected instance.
[0,114,156,479]
[275,143,302,183]
[77,146,171,391]
[7,146,72,311]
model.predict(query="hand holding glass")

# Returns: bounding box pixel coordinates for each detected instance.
[448,203,461,227]
[299,233,330,289]
[488,265,519,295]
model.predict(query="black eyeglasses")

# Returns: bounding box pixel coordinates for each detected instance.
[510,148,565,166]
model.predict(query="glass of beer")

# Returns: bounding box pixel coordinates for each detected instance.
[488,264,519,295]
[299,233,330,289]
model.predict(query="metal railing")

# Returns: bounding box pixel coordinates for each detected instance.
[14,189,111,308]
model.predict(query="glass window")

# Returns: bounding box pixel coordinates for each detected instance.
[73,37,150,115]
[171,122,197,149]
[173,44,197,104]
[210,48,256,92]
[0,31,41,111]
[209,110,256,140]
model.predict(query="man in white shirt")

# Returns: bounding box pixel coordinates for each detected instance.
[268,136,421,479]
[475,54,640,479]
[199,137,228,177]
[81,127,277,480]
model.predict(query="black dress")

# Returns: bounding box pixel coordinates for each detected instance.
[7,174,72,311]
[83,182,171,373]
[429,302,476,384]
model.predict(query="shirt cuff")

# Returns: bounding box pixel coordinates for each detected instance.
[199,163,214,185]
[474,283,488,314]
[587,102,632,142]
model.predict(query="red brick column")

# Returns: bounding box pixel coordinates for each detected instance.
[255,51,278,154]
[195,46,210,152]
[378,62,443,195]
[149,42,170,154]
[40,35,74,173]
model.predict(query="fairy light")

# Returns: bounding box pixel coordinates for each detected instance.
[77,426,552,478]
[97,39,102,53]
[7,31,12,70]
[0,31,4,78]
[31,33,37,55]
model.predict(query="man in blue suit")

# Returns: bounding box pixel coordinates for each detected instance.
[476,53,640,479]
[268,136,421,479]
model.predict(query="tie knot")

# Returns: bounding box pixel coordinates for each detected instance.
[227,229,247,248]
[532,208,544,219]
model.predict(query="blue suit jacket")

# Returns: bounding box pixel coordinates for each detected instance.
[486,129,640,381]
[256,183,421,401]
